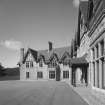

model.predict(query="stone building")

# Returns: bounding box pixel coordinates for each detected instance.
[72,0,105,90]
[70,1,89,87]
[19,42,71,82]
[88,0,105,89]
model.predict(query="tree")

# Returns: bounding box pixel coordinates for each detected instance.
[0,63,5,76]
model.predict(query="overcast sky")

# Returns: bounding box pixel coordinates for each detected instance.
[0,0,78,67]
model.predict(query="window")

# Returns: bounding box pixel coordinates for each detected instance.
[39,60,43,67]
[92,48,95,60]
[26,61,33,68]
[49,71,55,79]
[101,40,104,56]
[88,0,94,20]
[52,62,56,67]
[30,61,33,68]
[37,72,43,78]
[26,72,29,78]
[96,45,98,58]
[26,62,29,68]
[48,63,51,68]
[63,71,69,79]
[48,62,56,68]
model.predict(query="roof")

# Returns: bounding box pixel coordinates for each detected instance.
[38,46,71,62]
[29,48,37,60]
[70,54,88,67]
[80,1,88,24]
[23,48,37,63]
[22,46,71,64]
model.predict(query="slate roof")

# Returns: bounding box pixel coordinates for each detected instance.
[22,46,71,64]
[38,46,71,62]
[70,54,88,67]
[21,47,89,67]
[23,48,37,63]
[29,48,37,60]
[80,1,88,24]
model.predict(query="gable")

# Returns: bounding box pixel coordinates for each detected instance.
[49,53,59,63]
[23,48,37,63]
[38,55,45,62]
[26,52,35,62]
[61,52,70,61]
[38,55,46,66]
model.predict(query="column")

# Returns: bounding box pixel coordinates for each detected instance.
[94,46,97,87]
[88,62,91,85]
[99,60,102,88]
[98,42,102,88]
[90,62,94,86]
[104,38,105,87]
[90,49,94,87]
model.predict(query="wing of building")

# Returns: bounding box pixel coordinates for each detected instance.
[71,0,105,89]
[18,42,71,82]
[18,0,105,90]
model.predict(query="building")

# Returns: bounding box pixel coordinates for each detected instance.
[88,0,105,89]
[72,0,105,90]
[70,1,89,87]
[19,42,71,82]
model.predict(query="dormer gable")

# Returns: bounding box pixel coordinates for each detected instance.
[23,48,37,64]
[48,53,59,68]
[38,55,46,67]
[61,52,70,65]
[61,52,70,61]
[49,53,59,63]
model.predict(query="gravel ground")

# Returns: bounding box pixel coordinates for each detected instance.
[0,81,88,105]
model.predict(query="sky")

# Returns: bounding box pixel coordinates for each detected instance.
[0,0,79,68]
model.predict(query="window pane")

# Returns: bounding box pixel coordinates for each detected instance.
[49,71,55,79]
[63,71,69,79]
[101,40,104,56]
[26,62,29,68]
[30,62,33,68]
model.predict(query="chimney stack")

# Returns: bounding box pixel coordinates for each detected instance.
[20,48,24,63]
[48,41,53,51]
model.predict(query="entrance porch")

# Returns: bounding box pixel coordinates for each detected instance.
[70,55,89,87]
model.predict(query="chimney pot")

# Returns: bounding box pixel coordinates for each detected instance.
[48,41,53,51]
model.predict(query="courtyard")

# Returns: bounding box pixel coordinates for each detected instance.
[0,81,88,105]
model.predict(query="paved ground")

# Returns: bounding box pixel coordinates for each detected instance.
[73,86,105,105]
[0,81,88,105]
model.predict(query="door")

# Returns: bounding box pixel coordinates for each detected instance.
[26,72,29,79]
[56,65,61,81]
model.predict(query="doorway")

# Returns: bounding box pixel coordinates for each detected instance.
[56,65,61,81]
